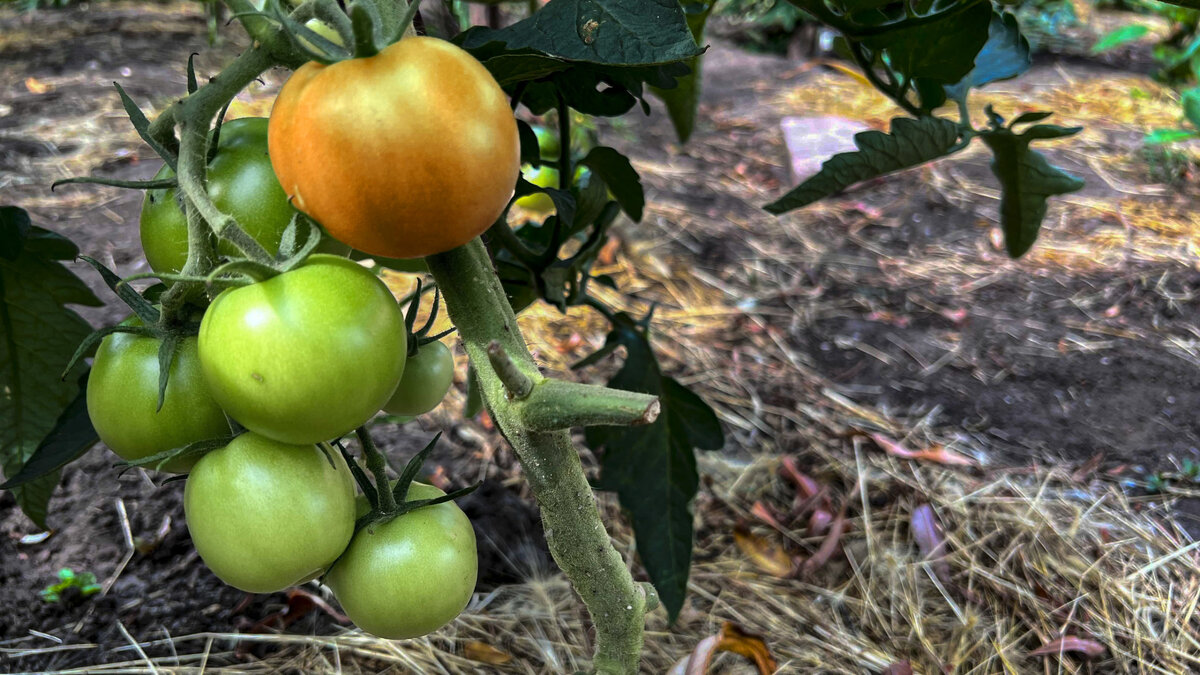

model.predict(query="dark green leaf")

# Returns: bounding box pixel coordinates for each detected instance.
[1,209,101,527]
[913,77,947,112]
[980,125,1084,258]
[1009,111,1054,127]
[1091,24,1149,54]
[650,0,715,143]
[458,0,703,66]
[584,314,724,621]
[944,12,1030,101]
[580,147,644,222]
[518,120,541,166]
[1021,123,1084,140]
[0,206,31,261]
[862,2,992,84]
[0,371,96,491]
[765,116,963,214]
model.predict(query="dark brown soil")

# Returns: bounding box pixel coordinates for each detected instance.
[2,1,1199,672]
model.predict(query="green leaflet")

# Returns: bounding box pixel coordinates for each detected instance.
[0,207,101,528]
[979,124,1084,258]
[765,116,963,214]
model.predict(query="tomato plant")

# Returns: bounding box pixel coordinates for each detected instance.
[87,326,228,473]
[268,36,520,259]
[183,432,356,593]
[326,482,477,639]
[384,340,455,417]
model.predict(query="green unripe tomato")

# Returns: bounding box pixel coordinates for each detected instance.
[328,483,477,639]
[139,118,347,276]
[198,255,406,444]
[383,341,455,417]
[86,327,228,473]
[514,164,560,214]
[183,432,356,593]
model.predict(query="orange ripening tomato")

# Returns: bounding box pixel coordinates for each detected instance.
[268,37,520,259]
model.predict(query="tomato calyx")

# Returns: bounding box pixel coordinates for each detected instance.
[402,278,455,358]
[340,430,479,535]
[116,434,233,476]
[245,0,420,66]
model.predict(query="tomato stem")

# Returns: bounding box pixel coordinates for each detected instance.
[356,427,396,513]
[556,92,572,191]
[427,238,658,674]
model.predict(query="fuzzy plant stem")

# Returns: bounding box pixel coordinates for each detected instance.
[427,239,659,675]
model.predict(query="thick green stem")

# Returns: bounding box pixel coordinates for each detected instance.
[427,239,651,674]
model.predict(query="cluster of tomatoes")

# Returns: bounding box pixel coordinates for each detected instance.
[85,36,523,638]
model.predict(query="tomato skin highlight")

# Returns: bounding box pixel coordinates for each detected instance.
[86,329,228,473]
[268,36,520,259]
[383,340,455,417]
[328,483,478,639]
[183,432,357,593]
[197,255,406,444]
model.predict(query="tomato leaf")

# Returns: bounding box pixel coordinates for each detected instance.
[584,313,723,621]
[861,2,993,84]
[649,0,715,143]
[0,207,101,528]
[580,147,644,222]
[979,123,1084,258]
[458,0,703,67]
[944,12,1031,102]
[0,371,96,491]
[457,0,699,117]
[765,116,963,215]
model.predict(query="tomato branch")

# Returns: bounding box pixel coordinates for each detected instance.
[427,238,655,675]
[518,379,659,432]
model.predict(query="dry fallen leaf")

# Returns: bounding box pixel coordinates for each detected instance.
[869,432,976,466]
[1029,636,1107,658]
[463,640,513,665]
[750,501,789,534]
[780,456,821,498]
[25,77,52,94]
[669,621,779,675]
[597,234,621,265]
[734,527,795,578]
